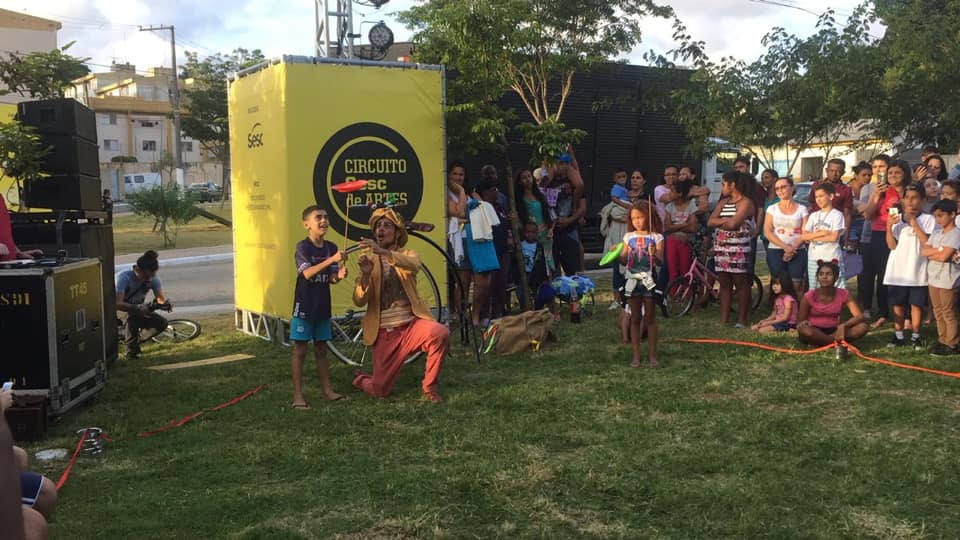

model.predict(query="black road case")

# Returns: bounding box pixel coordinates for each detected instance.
[0,258,107,415]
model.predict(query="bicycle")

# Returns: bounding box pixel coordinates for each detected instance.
[662,254,763,318]
[117,300,202,348]
[325,201,480,366]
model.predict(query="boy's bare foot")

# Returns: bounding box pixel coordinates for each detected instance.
[648,357,659,368]
[630,358,641,368]
[322,391,348,401]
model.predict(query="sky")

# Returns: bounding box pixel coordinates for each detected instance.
[0,0,872,76]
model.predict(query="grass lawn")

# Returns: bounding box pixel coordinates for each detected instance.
[23,283,960,539]
[112,203,233,255]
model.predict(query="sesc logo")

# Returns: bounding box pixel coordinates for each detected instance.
[247,123,264,148]
[312,122,423,241]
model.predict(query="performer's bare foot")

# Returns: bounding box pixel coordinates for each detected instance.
[870,317,887,330]
[423,391,443,404]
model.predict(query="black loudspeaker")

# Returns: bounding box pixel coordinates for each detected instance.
[17,99,97,142]
[37,135,100,177]
[24,175,102,211]
[10,218,118,363]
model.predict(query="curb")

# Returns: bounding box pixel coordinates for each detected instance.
[114,252,233,269]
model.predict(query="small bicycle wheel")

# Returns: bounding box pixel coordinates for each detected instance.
[663,276,697,318]
[151,319,201,343]
[750,274,764,312]
[327,310,368,366]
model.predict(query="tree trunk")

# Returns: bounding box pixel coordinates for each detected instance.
[501,133,530,310]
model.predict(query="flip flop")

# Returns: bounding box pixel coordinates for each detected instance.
[323,394,349,401]
[291,401,311,410]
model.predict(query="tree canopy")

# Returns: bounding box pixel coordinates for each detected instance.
[400,0,672,162]
[179,48,265,188]
[0,43,89,101]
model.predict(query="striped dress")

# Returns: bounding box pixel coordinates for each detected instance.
[714,200,754,274]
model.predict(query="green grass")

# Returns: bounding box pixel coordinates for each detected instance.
[25,283,960,539]
[112,203,233,255]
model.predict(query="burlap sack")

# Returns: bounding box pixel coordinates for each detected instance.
[483,309,555,355]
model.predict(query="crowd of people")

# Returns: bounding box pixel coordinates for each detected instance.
[441,146,960,366]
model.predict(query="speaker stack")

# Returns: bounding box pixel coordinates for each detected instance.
[11,99,118,362]
[18,99,102,211]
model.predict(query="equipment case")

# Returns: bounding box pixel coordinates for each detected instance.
[0,258,107,416]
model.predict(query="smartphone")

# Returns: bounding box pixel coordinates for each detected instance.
[878,172,887,187]
[888,206,900,217]
[1,382,12,393]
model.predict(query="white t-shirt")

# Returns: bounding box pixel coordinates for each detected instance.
[803,208,845,262]
[665,199,697,240]
[654,185,670,220]
[884,213,937,287]
[927,227,960,289]
[766,202,809,250]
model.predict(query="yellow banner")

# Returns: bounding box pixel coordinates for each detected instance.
[228,60,446,318]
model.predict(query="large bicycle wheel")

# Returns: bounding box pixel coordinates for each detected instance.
[663,276,697,318]
[326,254,443,367]
[151,319,201,343]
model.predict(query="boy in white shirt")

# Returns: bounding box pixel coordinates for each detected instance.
[802,182,846,290]
[884,183,936,349]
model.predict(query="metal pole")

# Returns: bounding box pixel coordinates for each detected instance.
[169,26,182,173]
[323,0,331,57]
[314,0,321,57]
[139,25,183,174]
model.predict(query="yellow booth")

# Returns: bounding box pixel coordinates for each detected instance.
[228,56,447,350]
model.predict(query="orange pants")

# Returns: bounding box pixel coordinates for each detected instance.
[352,318,448,397]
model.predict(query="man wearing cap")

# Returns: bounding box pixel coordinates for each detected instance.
[351,208,448,403]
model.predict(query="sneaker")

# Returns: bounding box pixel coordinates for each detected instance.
[608,301,620,311]
[929,343,958,357]
[911,336,924,351]
[887,336,905,348]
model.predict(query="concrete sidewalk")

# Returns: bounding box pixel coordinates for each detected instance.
[115,244,233,269]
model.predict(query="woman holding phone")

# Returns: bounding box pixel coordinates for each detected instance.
[859,158,909,329]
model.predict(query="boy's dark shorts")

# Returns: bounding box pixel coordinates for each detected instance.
[887,285,928,308]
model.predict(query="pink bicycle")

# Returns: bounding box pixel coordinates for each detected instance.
[662,255,763,318]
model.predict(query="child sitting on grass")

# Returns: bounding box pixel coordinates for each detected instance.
[751,272,798,333]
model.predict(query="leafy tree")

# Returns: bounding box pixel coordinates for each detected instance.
[0,43,89,100]
[179,48,265,200]
[127,185,200,248]
[871,0,960,151]
[649,6,882,175]
[400,0,672,307]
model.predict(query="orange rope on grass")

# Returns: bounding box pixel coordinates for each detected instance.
[674,338,835,355]
[673,338,960,380]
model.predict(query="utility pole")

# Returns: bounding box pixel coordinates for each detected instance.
[139,24,183,181]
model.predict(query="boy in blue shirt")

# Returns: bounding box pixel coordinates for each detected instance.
[610,168,632,210]
[290,206,348,408]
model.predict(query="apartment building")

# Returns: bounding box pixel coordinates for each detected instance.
[67,63,222,197]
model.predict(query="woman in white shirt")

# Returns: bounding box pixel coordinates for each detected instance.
[763,177,809,291]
